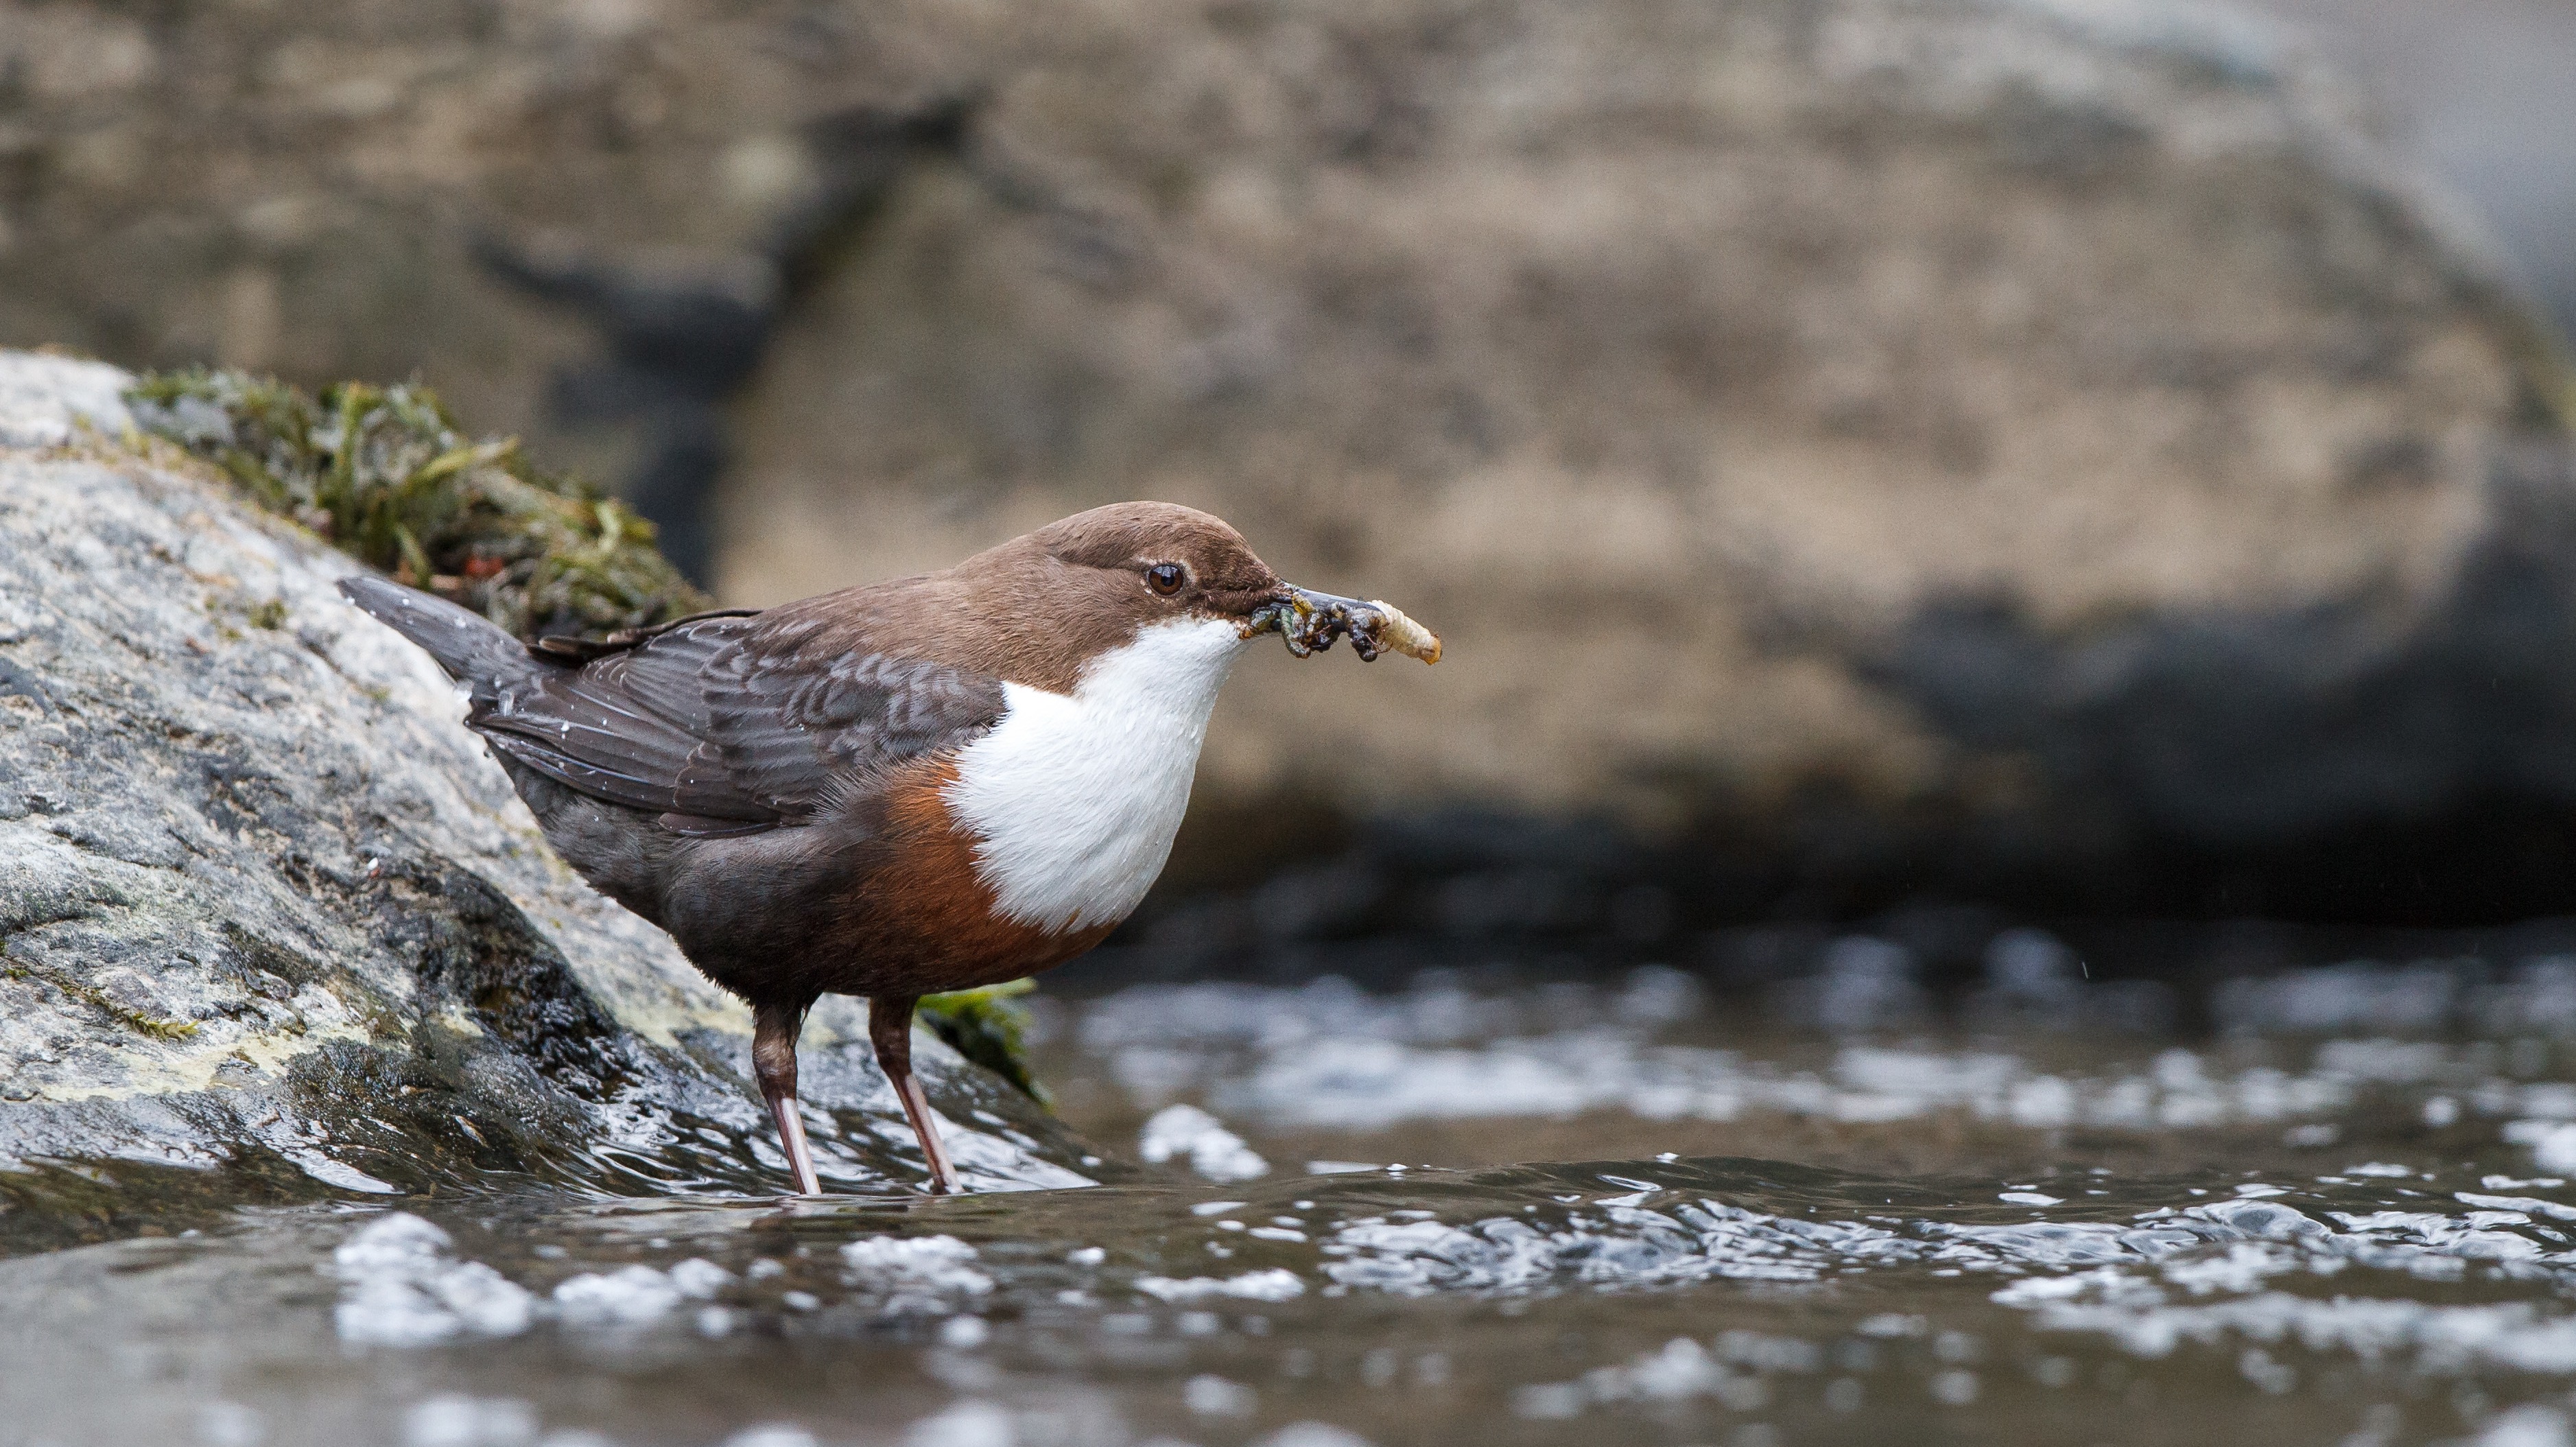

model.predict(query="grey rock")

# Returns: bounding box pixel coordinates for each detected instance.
[0,353,1094,1208]
[0,352,132,449]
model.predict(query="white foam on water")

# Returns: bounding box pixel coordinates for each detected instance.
[1074,976,2514,1137]
[401,1394,536,1447]
[552,1265,687,1328]
[1251,1426,1375,1447]
[335,1216,752,1346]
[904,1400,1017,1447]
[667,1258,734,1297]
[1305,1179,2576,1310]
[333,1214,536,1348]
[721,1429,819,1447]
[1423,1174,2576,1422]
[2508,1122,2576,1174]
[2460,1192,2576,1222]
[1513,1332,1821,1420]
[1184,1374,1257,1415]
[2463,1407,2575,1447]
[548,1257,732,1329]
[2011,1288,2576,1374]
[196,1401,263,1447]
[1137,1104,1271,1182]
[1135,1269,1306,1302]
[840,1235,995,1314]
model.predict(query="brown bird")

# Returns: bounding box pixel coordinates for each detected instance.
[340,502,1437,1195]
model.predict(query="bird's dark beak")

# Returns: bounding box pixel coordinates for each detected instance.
[1243,585,1441,663]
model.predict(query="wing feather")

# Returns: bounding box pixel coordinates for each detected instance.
[469,613,1005,831]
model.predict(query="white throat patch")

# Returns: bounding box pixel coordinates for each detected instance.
[944,616,1249,934]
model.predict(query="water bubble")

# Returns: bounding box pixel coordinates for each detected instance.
[401,1396,535,1447]
[2238,1348,2295,1394]
[1135,1270,1305,1303]
[1139,1104,1270,1182]
[1360,1348,1397,1387]
[722,1430,818,1447]
[1185,1375,1257,1416]
[1806,937,1925,1033]
[905,1402,1015,1447]
[668,1259,732,1298]
[840,1236,993,1314]
[333,1214,534,1348]
[195,1402,263,1447]
[552,1266,685,1328]
[1251,1426,1373,1447]
[2466,1407,2574,1447]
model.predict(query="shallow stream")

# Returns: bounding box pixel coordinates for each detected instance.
[17,921,2576,1446]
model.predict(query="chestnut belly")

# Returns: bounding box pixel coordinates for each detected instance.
[654,762,1115,1006]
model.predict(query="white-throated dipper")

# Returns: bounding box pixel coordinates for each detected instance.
[340,502,1438,1195]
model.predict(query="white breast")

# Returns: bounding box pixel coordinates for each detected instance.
[944,617,1249,934]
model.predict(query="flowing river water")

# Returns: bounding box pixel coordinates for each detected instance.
[16,919,2576,1447]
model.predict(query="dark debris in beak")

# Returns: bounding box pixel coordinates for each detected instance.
[1243,587,1442,663]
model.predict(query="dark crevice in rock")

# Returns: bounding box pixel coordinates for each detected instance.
[364,861,636,1100]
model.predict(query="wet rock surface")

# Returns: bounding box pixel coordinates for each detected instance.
[0,352,1094,1216]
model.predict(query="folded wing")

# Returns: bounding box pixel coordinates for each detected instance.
[472,614,1007,836]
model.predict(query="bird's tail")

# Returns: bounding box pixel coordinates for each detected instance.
[336,575,535,697]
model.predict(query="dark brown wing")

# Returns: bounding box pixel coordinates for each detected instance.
[472,613,1006,836]
[527,607,765,663]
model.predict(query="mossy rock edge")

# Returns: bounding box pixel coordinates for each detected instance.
[126,368,707,644]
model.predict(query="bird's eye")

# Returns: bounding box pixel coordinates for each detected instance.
[1146,563,1186,596]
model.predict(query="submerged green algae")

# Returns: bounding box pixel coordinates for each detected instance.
[123,368,707,642]
[919,979,1049,1105]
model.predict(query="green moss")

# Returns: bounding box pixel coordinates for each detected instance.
[124,368,708,642]
[919,980,1048,1106]
[117,1009,200,1042]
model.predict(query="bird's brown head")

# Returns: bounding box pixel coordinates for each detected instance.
[1030,502,1286,625]
[1024,502,1442,666]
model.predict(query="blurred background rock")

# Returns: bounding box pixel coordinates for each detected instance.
[4,0,2574,928]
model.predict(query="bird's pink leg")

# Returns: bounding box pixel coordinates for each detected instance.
[753,1000,822,1196]
[870,994,962,1195]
